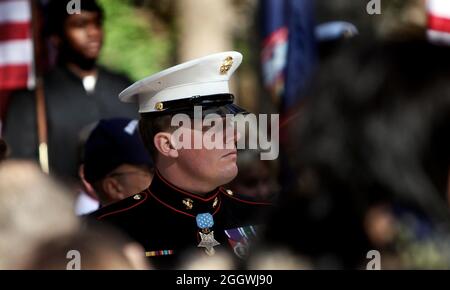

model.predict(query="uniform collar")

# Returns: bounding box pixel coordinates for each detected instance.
[147,170,222,218]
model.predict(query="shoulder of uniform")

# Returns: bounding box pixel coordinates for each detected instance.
[90,191,149,220]
[219,187,273,207]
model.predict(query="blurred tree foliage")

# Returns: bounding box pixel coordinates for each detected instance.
[97,0,173,81]
[96,0,259,85]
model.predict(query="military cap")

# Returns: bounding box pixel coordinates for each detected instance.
[118,51,248,116]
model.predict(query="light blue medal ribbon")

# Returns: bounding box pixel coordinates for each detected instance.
[196,213,220,256]
[196,213,214,230]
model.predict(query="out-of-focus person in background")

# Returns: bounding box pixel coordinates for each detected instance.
[82,118,154,209]
[227,150,279,202]
[3,0,137,185]
[74,121,101,215]
[0,161,79,269]
[26,224,150,270]
[259,38,450,269]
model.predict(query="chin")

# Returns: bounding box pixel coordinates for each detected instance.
[84,53,100,61]
[219,164,238,185]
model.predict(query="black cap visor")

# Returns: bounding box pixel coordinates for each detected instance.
[141,94,249,117]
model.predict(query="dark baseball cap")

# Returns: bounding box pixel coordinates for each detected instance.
[83,118,153,184]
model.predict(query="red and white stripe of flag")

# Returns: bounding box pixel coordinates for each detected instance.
[427,0,450,45]
[0,0,34,90]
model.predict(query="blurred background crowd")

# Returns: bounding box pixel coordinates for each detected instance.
[0,0,449,269]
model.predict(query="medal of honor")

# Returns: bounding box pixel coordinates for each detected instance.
[196,213,220,256]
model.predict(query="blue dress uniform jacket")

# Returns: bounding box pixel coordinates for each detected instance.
[90,170,272,269]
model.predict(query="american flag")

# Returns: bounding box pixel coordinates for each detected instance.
[0,0,34,91]
[0,0,34,127]
[427,0,450,45]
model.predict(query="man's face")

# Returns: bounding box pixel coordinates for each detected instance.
[62,11,103,61]
[110,164,153,199]
[174,117,239,188]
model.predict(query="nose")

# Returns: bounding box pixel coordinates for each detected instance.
[224,121,240,144]
[235,130,241,143]
[87,23,102,40]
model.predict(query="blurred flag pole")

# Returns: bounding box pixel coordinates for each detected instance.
[31,0,49,174]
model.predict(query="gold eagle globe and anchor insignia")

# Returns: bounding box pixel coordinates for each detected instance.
[182,198,194,210]
[220,56,234,74]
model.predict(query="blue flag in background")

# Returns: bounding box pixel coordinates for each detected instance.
[261,0,317,191]
[261,0,289,107]
[284,0,316,111]
[261,0,316,113]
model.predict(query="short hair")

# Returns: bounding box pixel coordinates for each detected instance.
[138,114,174,161]
[46,0,104,37]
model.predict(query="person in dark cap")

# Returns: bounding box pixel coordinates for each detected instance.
[83,118,154,207]
[91,52,272,269]
[3,0,136,184]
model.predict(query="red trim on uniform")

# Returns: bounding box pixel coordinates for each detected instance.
[97,192,148,220]
[147,188,222,218]
[220,188,273,206]
[155,170,220,202]
[147,188,196,218]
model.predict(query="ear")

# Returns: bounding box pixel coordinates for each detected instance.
[154,132,179,158]
[102,178,127,201]
[78,164,99,201]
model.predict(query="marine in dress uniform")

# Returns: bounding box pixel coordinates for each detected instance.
[90,51,272,269]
